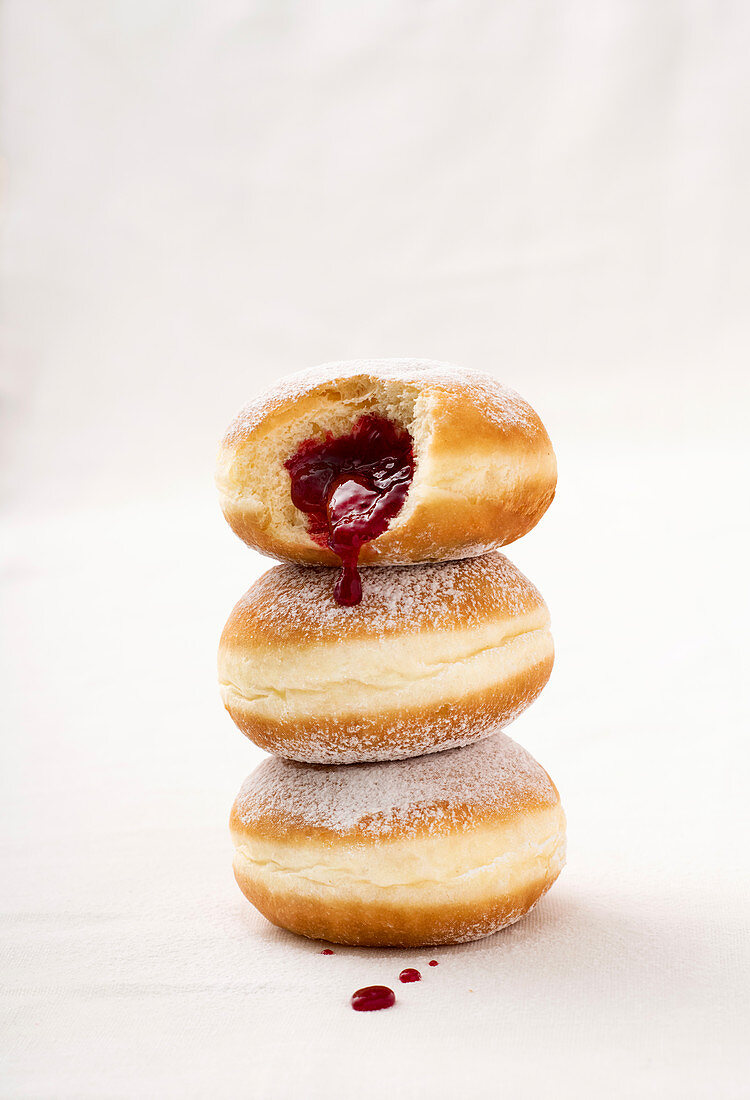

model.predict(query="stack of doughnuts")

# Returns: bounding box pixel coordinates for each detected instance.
[217,359,565,947]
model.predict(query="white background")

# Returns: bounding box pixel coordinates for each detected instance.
[2,2,749,1097]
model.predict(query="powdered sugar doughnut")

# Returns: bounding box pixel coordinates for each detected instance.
[230,733,566,947]
[218,552,553,764]
[216,360,556,605]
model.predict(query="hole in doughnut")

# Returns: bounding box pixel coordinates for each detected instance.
[284,414,415,606]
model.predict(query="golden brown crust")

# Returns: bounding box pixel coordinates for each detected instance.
[218,552,548,645]
[230,734,561,842]
[232,861,557,947]
[216,360,556,565]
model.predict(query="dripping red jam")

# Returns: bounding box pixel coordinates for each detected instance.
[398,968,421,983]
[350,985,396,1012]
[284,414,414,606]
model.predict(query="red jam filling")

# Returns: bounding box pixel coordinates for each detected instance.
[284,414,415,606]
[398,968,421,983]
[351,985,396,1012]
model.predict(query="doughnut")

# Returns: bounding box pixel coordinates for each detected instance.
[215,359,556,604]
[218,552,553,764]
[230,733,566,947]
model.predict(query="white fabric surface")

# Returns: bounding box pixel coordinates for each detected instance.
[2,2,750,1097]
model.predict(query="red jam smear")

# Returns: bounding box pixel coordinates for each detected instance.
[320,949,334,955]
[428,960,438,967]
[398,968,421,983]
[351,985,396,1012]
[284,415,414,606]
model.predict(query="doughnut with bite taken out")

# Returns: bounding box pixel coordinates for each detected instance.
[215,360,557,605]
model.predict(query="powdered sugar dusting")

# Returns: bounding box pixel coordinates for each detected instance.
[233,732,558,839]
[221,359,542,446]
[226,551,545,643]
[237,682,548,765]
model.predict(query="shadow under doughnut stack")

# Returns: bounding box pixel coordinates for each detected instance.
[216,360,565,947]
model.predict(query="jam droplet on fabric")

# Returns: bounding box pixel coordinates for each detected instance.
[284,415,415,606]
[320,949,334,955]
[350,985,396,1012]
[428,960,439,967]
[398,968,421,983]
